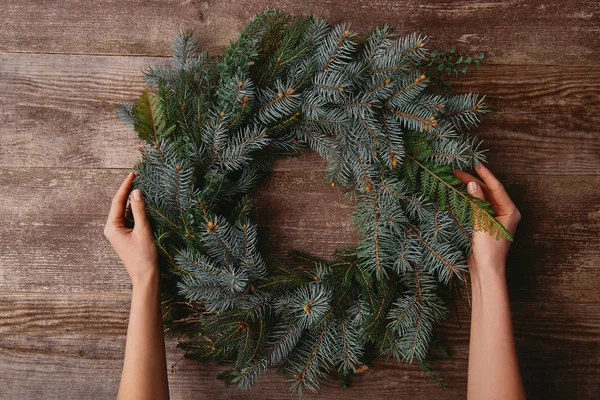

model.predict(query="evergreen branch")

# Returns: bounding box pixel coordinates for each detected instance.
[295,322,329,388]
[406,154,512,241]
[265,112,301,133]
[315,286,350,328]
[146,204,181,230]
[372,192,383,278]
[267,324,302,365]
[384,73,426,106]
[407,224,460,276]
[155,232,192,277]
[409,271,424,358]
[353,262,376,310]
[133,89,160,145]
[392,109,432,130]
[446,202,472,240]
[178,99,198,147]
[259,88,296,110]
[364,282,392,337]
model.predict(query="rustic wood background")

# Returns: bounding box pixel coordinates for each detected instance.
[1,1,599,399]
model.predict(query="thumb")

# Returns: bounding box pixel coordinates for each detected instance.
[129,189,150,232]
[467,181,486,201]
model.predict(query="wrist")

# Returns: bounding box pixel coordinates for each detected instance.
[131,267,160,291]
[469,261,506,290]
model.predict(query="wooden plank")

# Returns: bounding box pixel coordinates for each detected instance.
[0,167,598,302]
[456,65,600,174]
[0,53,598,174]
[0,0,202,56]
[1,1,599,65]
[0,53,158,169]
[0,168,132,293]
[1,292,598,399]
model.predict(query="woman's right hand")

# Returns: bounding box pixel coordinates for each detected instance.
[104,172,159,287]
[454,163,521,272]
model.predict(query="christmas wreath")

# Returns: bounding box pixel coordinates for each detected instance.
[118,9,511,394]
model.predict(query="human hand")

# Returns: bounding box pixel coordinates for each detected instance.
[454,163,521,273]
[104,172,159,287]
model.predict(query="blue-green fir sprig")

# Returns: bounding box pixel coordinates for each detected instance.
[117,8,510,395]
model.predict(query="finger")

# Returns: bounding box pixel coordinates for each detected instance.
[108,172,135,225]
[129,189,150,233]
[474,163,517,212]
[466,180,486,201]
[463,180,489,239]
[455,168,508,210]
[454,169,499,201]
[453,169,487,190]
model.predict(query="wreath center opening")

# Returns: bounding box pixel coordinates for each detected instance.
[251,152,360,265]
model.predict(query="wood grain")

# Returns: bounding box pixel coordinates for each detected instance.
[1,292,598,399]
[255,167,600,303]
[0,167,131,293]
[0,53,598,174]
[2,0,599,65]
[1,1,599,398]
[0,166,598,303]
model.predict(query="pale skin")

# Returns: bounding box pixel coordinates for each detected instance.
[105,164,524,399]
[104,172,169,400]
[454,163,526,400]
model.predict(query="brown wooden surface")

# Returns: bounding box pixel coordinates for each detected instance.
[0,1,599,399]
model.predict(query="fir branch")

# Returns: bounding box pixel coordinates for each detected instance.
[406,154,512,241]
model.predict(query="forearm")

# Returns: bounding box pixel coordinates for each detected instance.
[118,271,170,400]
[467,264,525,400]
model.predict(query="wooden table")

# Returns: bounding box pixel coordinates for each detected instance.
[1,1,598,399]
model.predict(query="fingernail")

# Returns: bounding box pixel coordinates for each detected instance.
[132,189,141,201]
[468,181,478,194]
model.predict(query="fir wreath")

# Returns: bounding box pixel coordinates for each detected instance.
[117,9,511,394]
